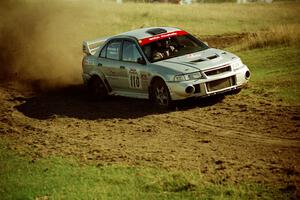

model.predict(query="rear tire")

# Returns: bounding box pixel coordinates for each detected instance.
[87,76,108,100]
[150,79,172,108]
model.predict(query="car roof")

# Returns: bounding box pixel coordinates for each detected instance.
[116,27,182,40]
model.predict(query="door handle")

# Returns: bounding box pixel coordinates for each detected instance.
[98,63,102,66]
[120,66,125,69]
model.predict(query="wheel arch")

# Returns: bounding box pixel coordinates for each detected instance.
[89,71,105,81]
[87,71,112,92]
[148,75,170,101]
[149,76,166,87]
[148,76,166,92]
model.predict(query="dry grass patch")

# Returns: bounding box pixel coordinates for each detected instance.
[238,24,300,50]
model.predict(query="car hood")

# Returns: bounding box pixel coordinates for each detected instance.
[155,48,239,73]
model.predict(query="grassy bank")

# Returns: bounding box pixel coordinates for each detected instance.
[232,46,300,104]
[2,1,300,39]
[0,143,289,200]
[68,1,300,37]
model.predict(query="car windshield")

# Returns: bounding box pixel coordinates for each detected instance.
[141,34,209,63]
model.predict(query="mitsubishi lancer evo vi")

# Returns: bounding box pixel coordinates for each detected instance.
[82,27,250,107]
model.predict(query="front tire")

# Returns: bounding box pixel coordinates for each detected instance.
[87,76,108,100]
[151,79,171,108]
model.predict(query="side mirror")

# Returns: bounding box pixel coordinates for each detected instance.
[137,57,146,65]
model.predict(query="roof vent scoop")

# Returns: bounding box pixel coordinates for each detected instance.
[146,28,167,35]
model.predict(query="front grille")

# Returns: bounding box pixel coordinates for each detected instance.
[206,76,236,92]
[204,65,231,76]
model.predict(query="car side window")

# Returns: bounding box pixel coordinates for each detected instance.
[122,41,142,63]
[106,41,121,60]
[100,45,107,58]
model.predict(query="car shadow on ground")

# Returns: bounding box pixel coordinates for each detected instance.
[14,84,225,120]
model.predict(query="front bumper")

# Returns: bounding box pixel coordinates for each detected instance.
[167,65,250,100]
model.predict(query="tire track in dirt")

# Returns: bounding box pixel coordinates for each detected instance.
[177,115,300,147]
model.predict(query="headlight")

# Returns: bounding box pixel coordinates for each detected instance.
[231,60,244,71]
[186,72,202,80]
[174,72,202,82]
[174,74,186,82]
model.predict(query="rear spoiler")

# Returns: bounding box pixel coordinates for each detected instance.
[82,37,109,55]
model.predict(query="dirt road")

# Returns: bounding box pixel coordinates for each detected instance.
[0,82,299,194]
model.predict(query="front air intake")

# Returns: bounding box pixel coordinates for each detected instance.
[207,54,219,60]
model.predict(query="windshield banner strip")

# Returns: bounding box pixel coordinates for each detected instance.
[138,30,188,46]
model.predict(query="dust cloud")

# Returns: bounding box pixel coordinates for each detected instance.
[0,0,84,90]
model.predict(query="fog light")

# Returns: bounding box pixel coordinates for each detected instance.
[185,86,195,94]
[245,71,251,79]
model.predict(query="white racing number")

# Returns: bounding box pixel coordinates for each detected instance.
[129,69,142,89]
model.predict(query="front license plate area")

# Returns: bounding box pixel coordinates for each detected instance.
[206,76,234,92]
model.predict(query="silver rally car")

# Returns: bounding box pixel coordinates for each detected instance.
[82,27,250,107]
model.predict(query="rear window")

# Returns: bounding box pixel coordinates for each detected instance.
[106,41,121,60]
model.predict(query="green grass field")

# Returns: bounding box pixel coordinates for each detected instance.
[231,46,300,104]
[0,1,300,199]
[0,142,288,200]
[77,1,300,37]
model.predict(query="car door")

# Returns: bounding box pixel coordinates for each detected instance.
[98,39,128,91]
[120,40,150,94]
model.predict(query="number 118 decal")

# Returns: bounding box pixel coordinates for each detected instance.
[129,69,142,89]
